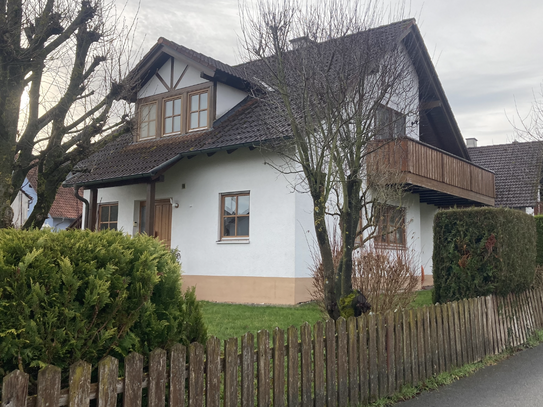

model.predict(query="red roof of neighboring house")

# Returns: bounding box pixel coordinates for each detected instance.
[27,167,83,219]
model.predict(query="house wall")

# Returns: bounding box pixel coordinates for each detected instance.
[216,83,247,119]
[86,148,315,304]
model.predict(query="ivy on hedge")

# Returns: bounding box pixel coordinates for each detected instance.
[0,229,207,378]
[433,207,536,304]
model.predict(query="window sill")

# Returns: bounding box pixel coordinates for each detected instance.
[217,239,250,244]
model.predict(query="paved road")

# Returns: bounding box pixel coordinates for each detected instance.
[398,344,543,407]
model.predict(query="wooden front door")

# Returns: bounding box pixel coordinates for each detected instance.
[140,199,172,248]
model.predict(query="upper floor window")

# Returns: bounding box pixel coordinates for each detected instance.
[221,193,250,239]
[140,102,157,139]
[375,205,405,248]
[375,105,405,140]
[189,90,209,131]
[163,97,182,135]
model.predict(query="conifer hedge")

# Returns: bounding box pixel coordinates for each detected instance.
[433,207,536,304]
[534,215,543,265]
[0,229,206,378]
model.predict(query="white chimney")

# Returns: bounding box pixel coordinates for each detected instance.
[466,138,478,148]
[289,36,314,49]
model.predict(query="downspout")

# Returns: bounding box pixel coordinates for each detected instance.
[74,186,89,230]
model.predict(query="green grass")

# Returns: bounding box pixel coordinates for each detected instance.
[201,301,324,340]
[202,289,434,341]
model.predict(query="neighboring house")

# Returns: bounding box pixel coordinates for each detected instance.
[64,19,495,304]
[468,139,543,214]
[12,167,83,230]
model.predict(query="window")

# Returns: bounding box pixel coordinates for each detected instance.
[189,90,208,130]
[375,205,405,247]
[375,105,405,139]
[221,193,250,238]
[163,97,182,135]
[140,102,157,139]
[98,204,118,230]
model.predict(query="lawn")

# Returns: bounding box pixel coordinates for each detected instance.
[201,289,434,341]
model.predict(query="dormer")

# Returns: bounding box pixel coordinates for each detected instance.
[127,38,251,142]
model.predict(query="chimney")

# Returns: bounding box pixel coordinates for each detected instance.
[465,138,478,148]
[289,36,314,49]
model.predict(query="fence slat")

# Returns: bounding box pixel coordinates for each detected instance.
[287,326,299,407]
[206,337,221,407]
[394,311,403,392]
[358,315,369,405]
[481,297,490,357]
[416,308,426,381]
[402,311,412,386]
[409,309,418,385]
[273,328,285,407]
[471,298,480,362]
[452,302,462,368]
[124,352,143,407]
[314,321,325,407]
[458,301,467,366]
[485,296,496,356]
[242,333,255,407]
[347,317,359,406]
[69,361,91,407]
[441,303,451,372]
[429,306,438,375]
[463,299,474,364]
[301,323,312,407]
[492,295,503,353]
[386,312,396,395]
[98,356,119,407]
[435,305,445,374]
[258,330,271,407]
[368,314,378,402]
[37,366,60,407]
[3,370,29,407]
[336,318,348,406]
[377,314,387,398]
[170,344,186,407]
[225,337,238,407]
[189,343,204,407]
[325,319,337,407]
[149,349,167,407]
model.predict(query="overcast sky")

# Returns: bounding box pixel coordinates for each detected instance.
[120,0,543,147]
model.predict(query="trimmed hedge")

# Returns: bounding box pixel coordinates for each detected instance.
[0,229,206,378]
[535,215,543,265]
[433,207,536,304]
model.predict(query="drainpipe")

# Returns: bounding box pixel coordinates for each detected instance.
[74,186,89,229]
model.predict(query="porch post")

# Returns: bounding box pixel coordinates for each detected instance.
[89,188,98,231]
[145,181,156,236]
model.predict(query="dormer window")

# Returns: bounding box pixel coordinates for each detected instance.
[140,102,157,139]
[189,90,209,131]
[375,105,405,139]
[163,97,182,135]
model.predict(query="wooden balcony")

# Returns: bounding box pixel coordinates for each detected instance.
[368,138,495,206]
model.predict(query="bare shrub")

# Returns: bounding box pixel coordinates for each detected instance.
[311,241,420,314]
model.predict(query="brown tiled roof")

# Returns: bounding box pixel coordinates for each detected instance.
[65,98,289,186]
[468,141,543,208]
[27,167,83,219]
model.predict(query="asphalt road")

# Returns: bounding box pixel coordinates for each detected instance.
[397,344,543,407]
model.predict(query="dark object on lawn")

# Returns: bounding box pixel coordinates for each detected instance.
[352,290,371,316]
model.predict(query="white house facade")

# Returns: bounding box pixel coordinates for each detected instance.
[67,20,495,304]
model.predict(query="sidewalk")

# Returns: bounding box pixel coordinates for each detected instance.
[398,344,543,407]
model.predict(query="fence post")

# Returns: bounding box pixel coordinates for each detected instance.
[273,327,285,407]
[189,343,204,407]
[336,318,348,406]
[170,344,186,407]
[37,365,60,407]
[2,370,29,407]
[124,352,143,407]
[242,333,255,407]
[225,337,238,407]
[325,319,337,407]
[287,326,299,407]
[300,322,312,407]
[206,337,221,407]
[98,356,119,407]
[313,321,325,407]
[358,315,369,405]
[385,311,396,395]
[69,360,91,407]
[149,348,167,407]
[257,330,271,407]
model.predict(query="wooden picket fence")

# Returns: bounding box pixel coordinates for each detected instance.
[3,289,543,407]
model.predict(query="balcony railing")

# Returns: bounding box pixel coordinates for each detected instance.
[368,138,495,206]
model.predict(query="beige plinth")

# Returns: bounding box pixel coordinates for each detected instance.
[182,275,314,305]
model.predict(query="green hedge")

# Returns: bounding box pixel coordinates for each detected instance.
[0,229,206,378]
[433,207,536,304]
[535,215,543,265]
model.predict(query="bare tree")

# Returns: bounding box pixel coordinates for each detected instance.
[0,0,136,229]
[513,83,543,141]
[239,0,418,319]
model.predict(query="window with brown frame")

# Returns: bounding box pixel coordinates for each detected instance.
[98,203,118,231]
[188,90,209,131]
[139,102,157,139]
[163,97,182,135]
[375,205,405,247]
[375,104,405,140]
[221,193,250,239]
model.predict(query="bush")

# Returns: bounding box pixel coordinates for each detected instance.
[433,207,536,304]
[0,228,206,378]
[534,215,543,265]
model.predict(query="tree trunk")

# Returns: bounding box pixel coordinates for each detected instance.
[0,139,15,228]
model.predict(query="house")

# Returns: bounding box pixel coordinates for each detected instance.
[467,138,543,214]
[64,19,495,304]
[12,167,83,230]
